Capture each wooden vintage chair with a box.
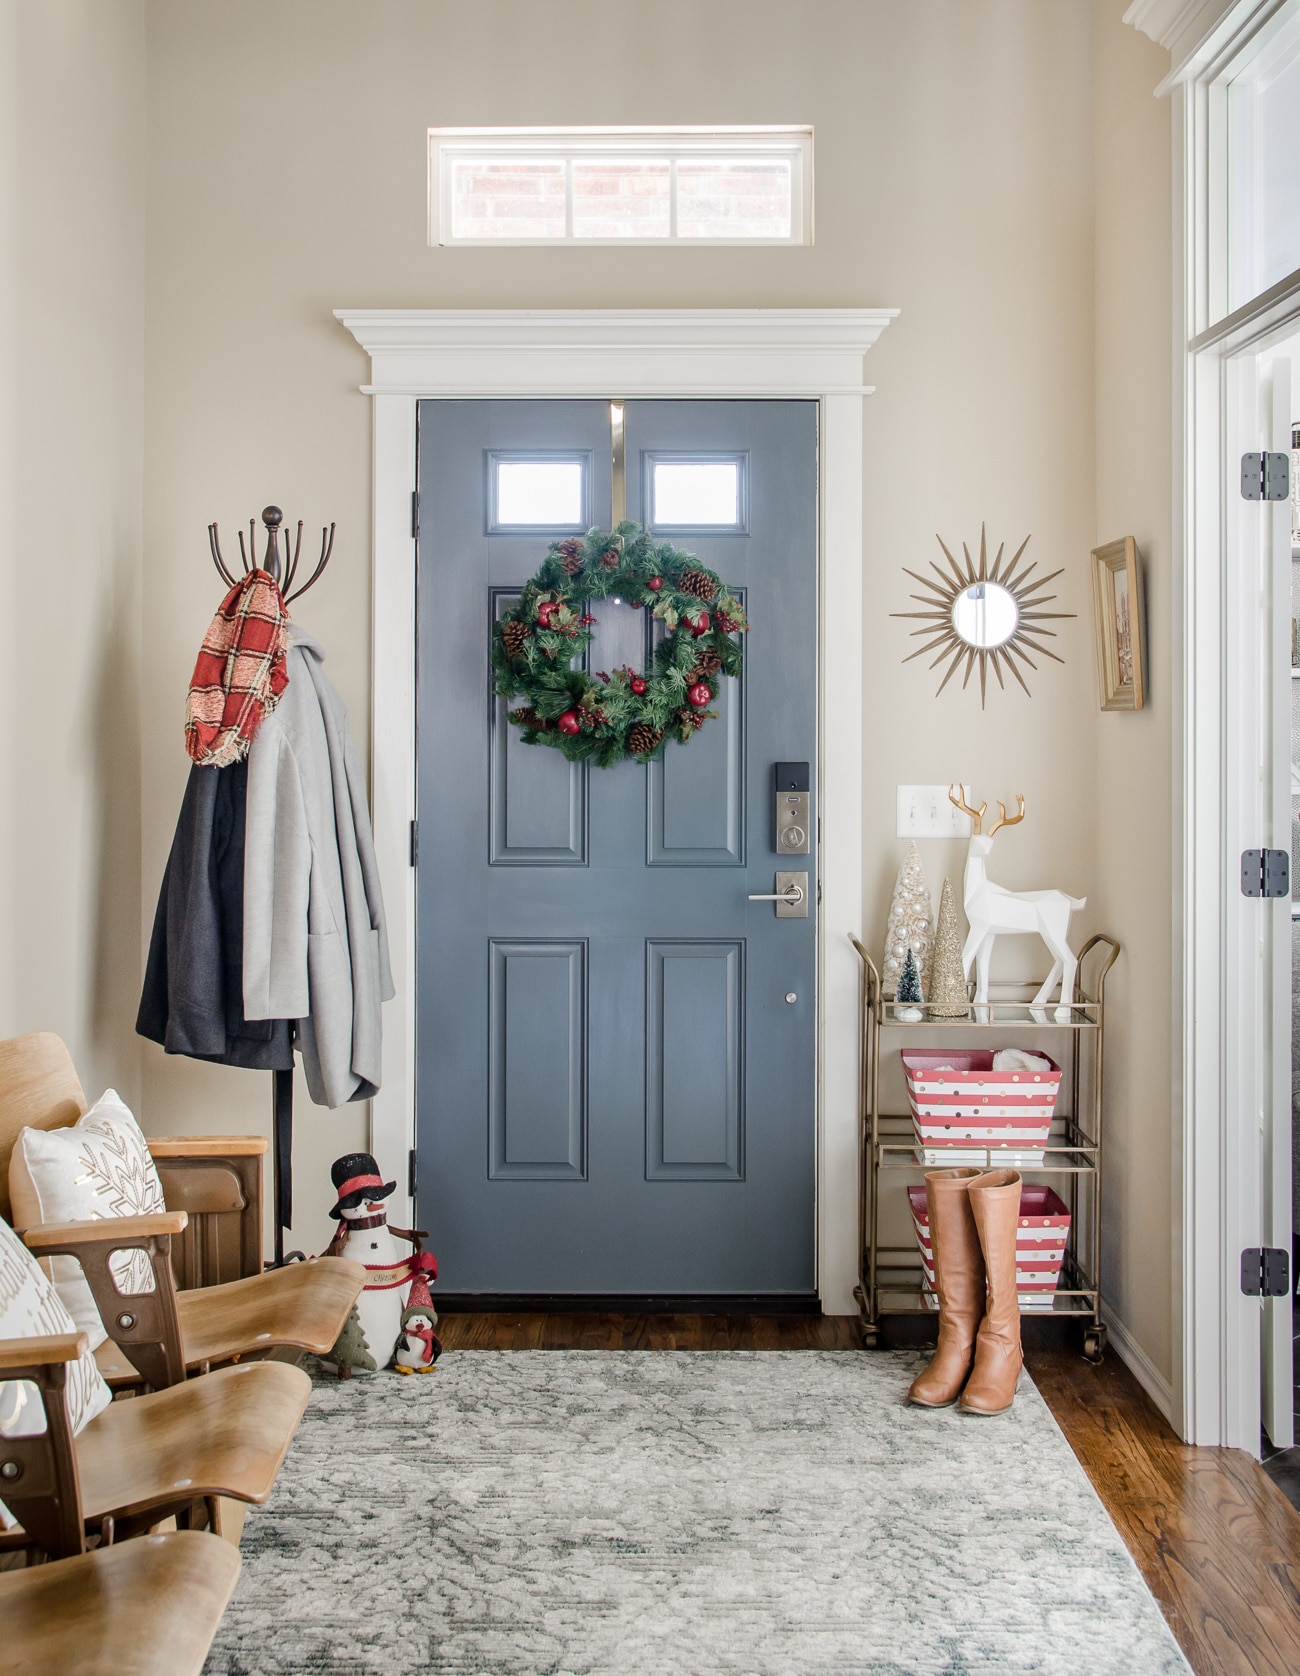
[0,1033,365,1388]
[0,1528,241,1676]
[0,1326,310,1559]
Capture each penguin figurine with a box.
[393,1271,442,1375]
[320,1153,412,1376]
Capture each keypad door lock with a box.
[775,762,810,855]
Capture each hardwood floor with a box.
[437,1310,1300,1676]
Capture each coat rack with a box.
[207,504,336,1267]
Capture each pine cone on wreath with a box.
[556,538,584,576]
[690,648,723,681]
[502,620,530,659]
[510,707,546,730]
[627,723,663,756]
[599,547,621,570]
[678,568,718,602]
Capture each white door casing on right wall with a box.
[1226,346,1295,1453]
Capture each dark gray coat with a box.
[137,760,294,1070]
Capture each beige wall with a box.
[1089,3,1176,1399]
[0,0,146,1105]
[123,0,1175,1339]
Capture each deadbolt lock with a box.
[775,762,810,855]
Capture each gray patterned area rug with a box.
[206,1350,1191,1676]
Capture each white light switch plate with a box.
[896,784,973,838]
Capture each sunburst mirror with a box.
[892,524,1074,706]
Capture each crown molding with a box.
[1124,0,1290,90]
[334,308,898,397]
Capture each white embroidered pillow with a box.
[0,1213,113,1528]
[8,1089,167,1348]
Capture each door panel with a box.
[488,592,587,865]
[416,397,817,1296]
[488,939,587,1181]
[646,940,744,1180]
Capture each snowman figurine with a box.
[321,1153,417,1376]
[393,1271,442,1375]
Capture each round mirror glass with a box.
[950,581,1018,649]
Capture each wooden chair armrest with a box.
[147,1136,268,1159]
[0,1333,88,1372]
[20,1222,187,1392]
[0,1343,84,1559]
[23,1212,188,1249]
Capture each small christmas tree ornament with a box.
[325,1304,377,1380]
[881,841,934,997]
[894,947,923,1022]
[927,876,969,1016]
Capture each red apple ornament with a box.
[688,683,712,707]
[630,676,647,696]
[536,601,558,628]
[646,576,663,592]
[689,612,710,638]
[557,710,581,735]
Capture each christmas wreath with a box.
[491,522,749,766]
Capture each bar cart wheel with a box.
[860,1327,880,1350]
[1082,1324,1108,1364]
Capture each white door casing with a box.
[334,309,897,1313]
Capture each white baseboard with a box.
[1101,1301,1175,1424]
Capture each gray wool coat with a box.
[242,623,394,1108]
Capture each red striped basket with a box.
[908,1183,1071,1310]
[901,1049,1062,1166]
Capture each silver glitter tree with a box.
[927,876,969,1017]
[881,841,934,998]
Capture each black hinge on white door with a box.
[410,819,418,867]
[1240,453,1291,501]
[408,1149,418,1199]
[1240,849,1289,897]
[411,490,419,538]
[1241,1247,1291,1296]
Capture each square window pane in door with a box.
[572,159,671,239]
[649,457,744,529]
[491,457,586,529]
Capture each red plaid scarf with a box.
[185,570,290,767]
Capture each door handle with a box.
[749,884,805,905]
[748,871,809,918]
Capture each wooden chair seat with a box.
[91,1257,367,1387]
[76,1360,310,1528]
[0,1529,241,1676]
[177,1257,367,1367]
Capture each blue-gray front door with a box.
[416,398,817,1296]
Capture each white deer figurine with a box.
[948,786,1085,1020]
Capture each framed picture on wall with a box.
[1090,536,1145,711]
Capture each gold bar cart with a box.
[850,933,1121,1362]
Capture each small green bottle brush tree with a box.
[491,523,749,767]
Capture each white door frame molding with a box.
[334,308,898,1313]
[1127,0,1300,1444]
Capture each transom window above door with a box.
[428,127,813,246]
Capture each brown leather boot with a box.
[960,1168,1024,1415]
[907,1167,985,1408]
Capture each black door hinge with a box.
[1240,849,1289,897]
[1241,1247,1290,1297]
[411,489,419,538]
[408,1149,418,1199]
[409,819,418,867]
[1241,452,1291,501]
